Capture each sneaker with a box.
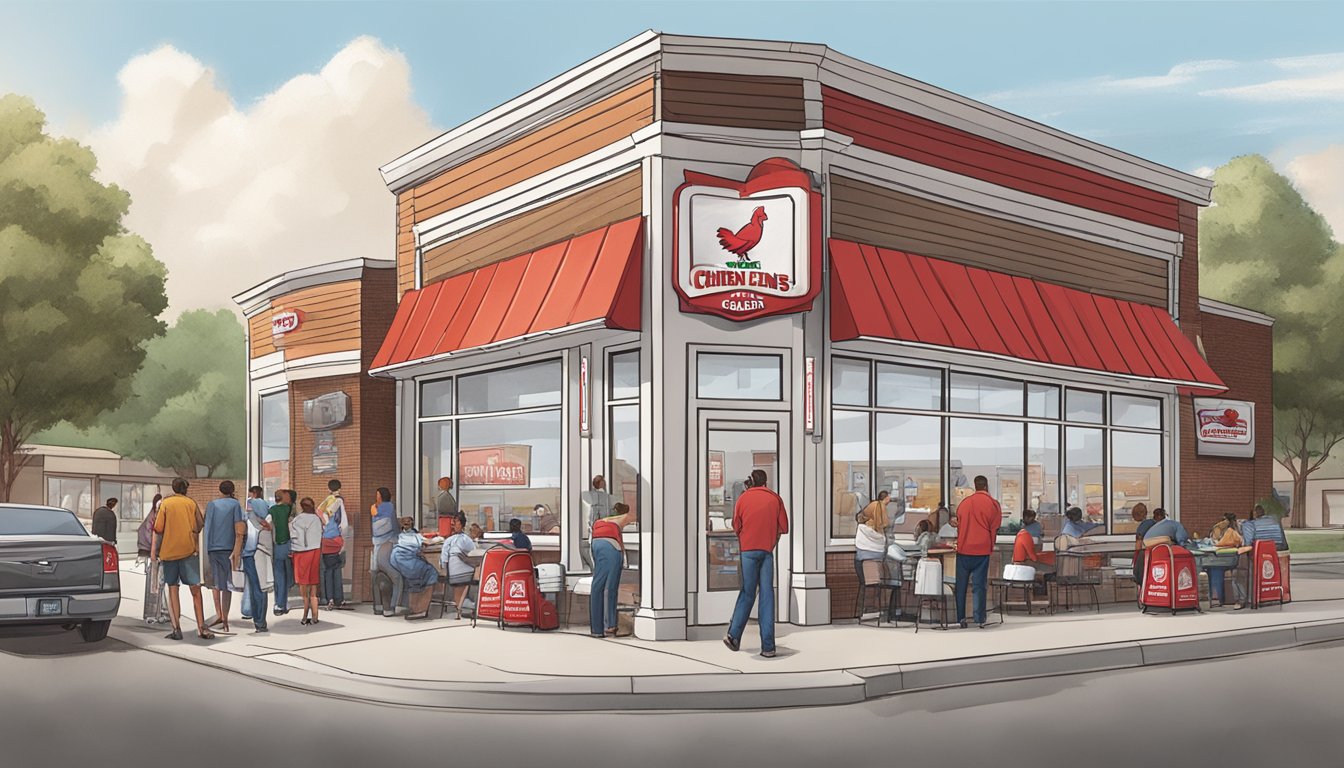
[251,626,268,634]
[723,635,739,652]
[240,614,253,621]
[761,650,777,658]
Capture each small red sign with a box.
[1253,540,1283,605]
[271,309,305,336]
[459,445,531,487]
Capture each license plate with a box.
[37,599,62,616]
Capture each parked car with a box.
[0,503,120,642]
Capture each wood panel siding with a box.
[412,77,653,224]
[823,86,1181,231]
[660,71,806,131]
[830,175,1169,306]
[270,280,362,361]
[420,170,642,286]
[248,309,276,359]
[397,190,417,296]
[394,77,654,297]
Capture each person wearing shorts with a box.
[203,481,245,633]
[152,478,213,641]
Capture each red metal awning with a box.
[371,217,643,373]
[829,239,1226,392]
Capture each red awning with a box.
[371,217,643,373]
[830,239,1226,392]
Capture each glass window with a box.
[47,477,93,523]
[0,506,88,536]
[706,427,778,591]
[1065,427,1106,530]
[950,419,1023,523]
[1112,393,1162,430]
[696,353,782,400]
[609,403,640,556]
[609,351,640,400]
[950,373,1022,416]
[1027,383,1060,420]
[832,358,870,407]
[458,360,562,414]
[876,414,942,533]
[1066,389,1104,424]
[259,391,290,499]
[877,363,943,410]
[1027,424,1061,537]
[1112,431,1162,535]
[830,411,870,539]
[420,379,453,417]
[457,410,562,534]
[419,422,454,531]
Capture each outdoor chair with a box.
[854,558,901,627]
[1053,548,1102,613]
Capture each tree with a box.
[1199,155,1344,528]
[0,94,167,502]
[35,310,247,478]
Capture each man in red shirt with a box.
[954,475,1001,628]
[724,469,789,658]
[1012,509,1054,577]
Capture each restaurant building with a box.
[233,259,398,601]
[242,32,1274,640]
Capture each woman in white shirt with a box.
[289,497,325,626]
[854,490,891,584]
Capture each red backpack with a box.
[537,598,560,631]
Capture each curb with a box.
[110,615,1344,712]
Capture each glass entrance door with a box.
[696,415,790,625]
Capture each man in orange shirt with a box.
[1012,509,1054,576]
[724,469,790,658]
[954,475,1001,628]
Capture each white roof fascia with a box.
[1199,298,1276,326]
[232,258,394,316]
[380,31,662,193]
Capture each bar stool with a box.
[991,563,1041,620]
[913,556,950,632]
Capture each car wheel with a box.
[78,620,111,642]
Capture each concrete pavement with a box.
[107,565,1344,711]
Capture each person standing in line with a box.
[241,486,272,633]
[135,494,162,567]
[268,489,296,616]
[289,497,324,626]
[590,502,637,638]
[318,479,352,610]
[152,478,213,641]
[954,475,1001,629]
[369,487,400,617]
[579,475,612,570]
[92,498,118,546]
[203,481,245,634]
[724,469,790,658]
[139,493,168,624]
[438,511,476,620]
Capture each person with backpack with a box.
[318,479,352,610]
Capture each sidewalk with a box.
[110,566,1344,711]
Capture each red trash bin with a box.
[1250,540,1286,609]
[500,551,539,630]
[1140,543,1200,614]
[473,546,512,627]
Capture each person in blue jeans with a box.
[724,469,790,658]
[589,503,637,638]
[269,489,297,615]
[241,485,272,632]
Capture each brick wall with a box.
[827,553,860,620]
[1181,311,1275,534]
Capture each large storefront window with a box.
[830,355,1167,539]
[48,477,93,521]
[417,360,564,536]
[608,349,641,567]
[259,391,290,499]
[697,353,782,400]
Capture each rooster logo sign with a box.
[716,206,768,257]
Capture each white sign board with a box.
[1193,398,1255,458]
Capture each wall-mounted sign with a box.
[460,445,531,488]
[271,309,305,336]
[673,157,822,321]
[1193,397,1255,458]
[579,355,590,436]
[312,430,338,475]
[303,391,352,431]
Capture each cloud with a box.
[980,58,1238,102]
[1191,166,1215,179]
[86,37,438,316]
[1203,71,1344,102]
[1287,144,1344,239]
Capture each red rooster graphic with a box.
[716,206,768,256]
[1216,408,1241,428]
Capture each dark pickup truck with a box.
[0,503,121,642]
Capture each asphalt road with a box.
[2,620,1341,768]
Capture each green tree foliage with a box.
[36,310,247,477]
[1199,155,1344,527]
[0,94,167,501]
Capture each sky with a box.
[3,0,1343,315]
